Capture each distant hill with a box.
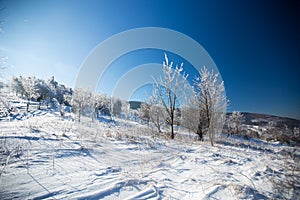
[226,112,300,146]
[232,112,300,129]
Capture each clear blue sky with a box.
[0,0,299,119]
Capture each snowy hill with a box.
[240,112,300,129]
[0,100,299,199]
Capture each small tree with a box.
[90,93,109,121]
[151,54,189,139]
[193,67,227,146]
[111,98,122,117]
[181,103,206,141]
[227,111,244,135]
[22,76,38,111]
[98,95,111,116]
[121,100,130,119]
[10,76,24,96]
[149,99,166,133]
[72,88,91,122]
[35,79,52,109]
[138,102,150,124]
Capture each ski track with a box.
[0,109,299,199]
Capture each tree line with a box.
[8,75,131,121]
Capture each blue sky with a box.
[0,0,299,119]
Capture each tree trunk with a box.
[209,126,214,146]
[197,124,203,141]
[171,125,174,139]
[91,108,96,122]
[27,98,30,112]
[96,108,99,119]
[78,110,81,122]
[170,105,175,139]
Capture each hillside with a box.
[223,112,300,146]
[0,98,299,199]
[240,112,300,129]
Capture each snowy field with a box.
[0,104,299,199]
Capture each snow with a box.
[1,101,299,199]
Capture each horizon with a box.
[0,0,299,120]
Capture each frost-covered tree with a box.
[10,76,24,96]
[0,21,12,116]
[90,93,112,121]
[22,76,37,99]
[0,59,14,116]
[108,98,130,119]
[138,102,150,124]
[38,76,72,108]
[99,95,111,116]
[121,100,130,119]
[91,93,103,121]
[181,102,207,141]
[227,111,244,135]
[46,76,67,104]
[149,98,167,133]
[10,75,72,110]
[55,84,68,104]
[151,54,189,139]
[71,88,91,122]
[194,67,227,146]
[181,82,210,141]
[111,98,122,117]
[45,76,57,100]
[91,93,100,121]
[22,76,38,111]
[35,79,52,109]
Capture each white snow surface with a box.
[1,108,299,199]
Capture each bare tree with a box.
[193,67,227,146]
[151,54,189,139]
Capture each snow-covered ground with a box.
[0,103,299,199]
